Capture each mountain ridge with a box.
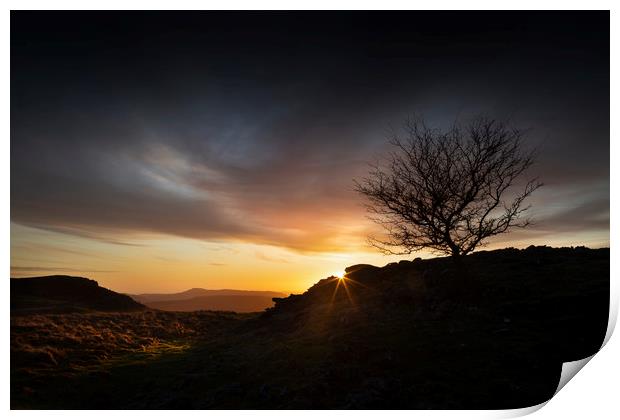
[142,294,281,312]
[130,288,287,303]
[130,288,287,312]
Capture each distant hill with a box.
[143,295,281,312]
[131,288,286,303]
[11,275,145,314]
[131,288,287,312]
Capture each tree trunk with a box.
[451,250,463,267]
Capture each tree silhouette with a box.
[355,117,542,259]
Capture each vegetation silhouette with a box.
[355,116,542,258]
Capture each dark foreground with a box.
[11,246,609,409]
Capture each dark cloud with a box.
[535,198,610,233]
[11,11,609,251]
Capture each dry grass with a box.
[11,310,249,375]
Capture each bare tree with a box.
[355,116,542,259]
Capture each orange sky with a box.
[10,218,609,294]
[10,220,405,294]
[10,13,609,295]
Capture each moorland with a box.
[10,246,609,409]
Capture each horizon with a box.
[9,243,610,295]
[11,11,609,294]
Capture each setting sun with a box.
[335,270,346,279]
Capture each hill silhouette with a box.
[11,275,145,314]
[131,288,287,312]
[11,246,609,409]
[142,295,283,312]
[253,245,609,408]
[132,288,286,303]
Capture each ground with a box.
[10,246,610,409]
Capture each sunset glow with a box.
[10,12,609,296]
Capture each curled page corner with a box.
[554,355,595,396]
[514,285,616,416]
[493,351,604,418]
[493,401,548,419]
[602,290,618,348]
[492,356,594,419]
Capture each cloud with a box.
[10,12,609,253]
[532,198,610,234]
[255,251,290,264]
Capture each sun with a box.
[335,270,346,279]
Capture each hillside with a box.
[132,288,286,303]
[142,295,281,312]
[11,246,610,409]
[254,246,609,408]
[131,288,287,312]
[11,275,145,314]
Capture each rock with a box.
[345,264,379,273]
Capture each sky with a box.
[10,11,609,294]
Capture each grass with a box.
[11,310,254,408]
